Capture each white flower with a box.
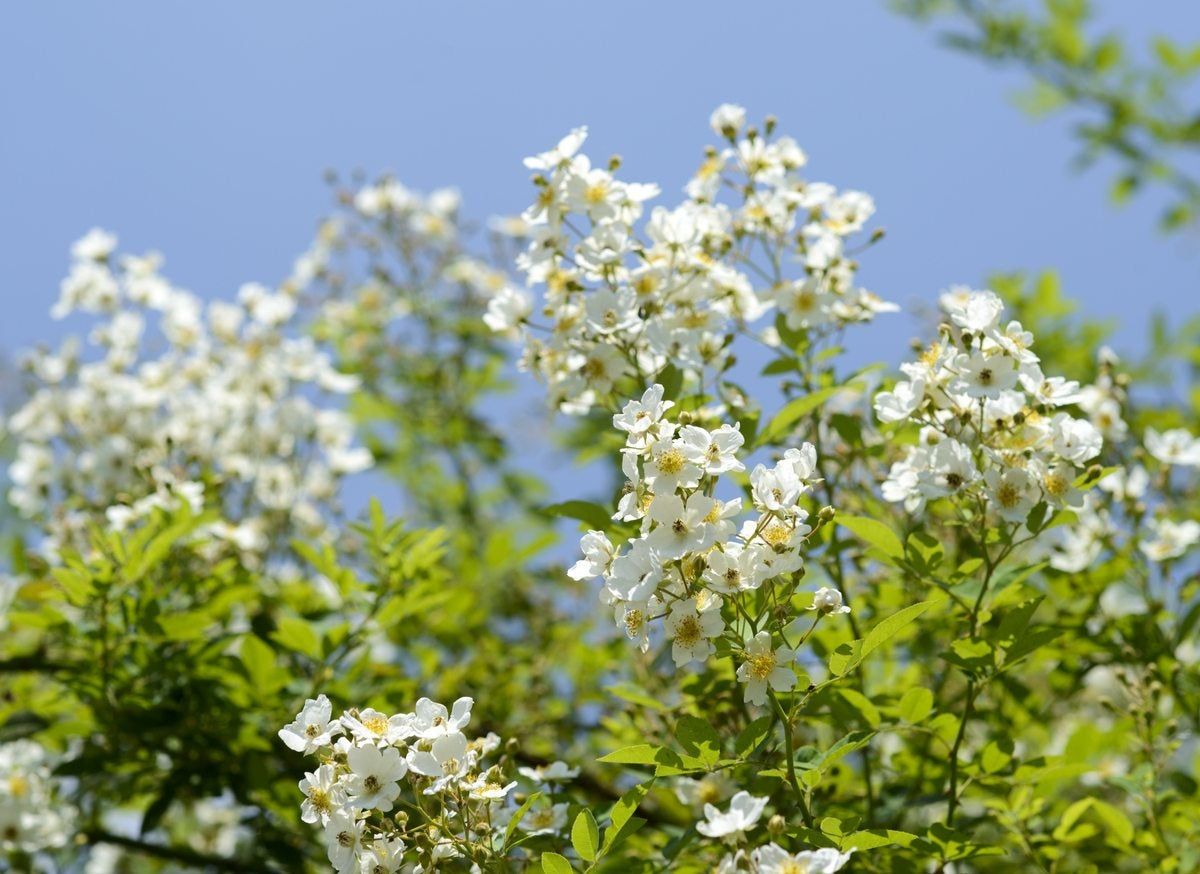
[753,843,854,873]
[614,384,675,447]
[874,378,925,423]
[736,631,797,706]
[645,437,703,491]
[406,731,473,792]
[985,467,1038,524]
[1145,427,1200,467]
[696,790,768,840]
[357,836,407,874]
[340,708,413,746]
[324,809,366,874]
[923,439,979,498]
[810,587,850,615]
[1140,518,1200,562]
[647,493,719,558]
[704,544,769,594]
[299,764,347,824]
[941,287,1003,333]
[71,227,118,261]
[1049,414,1102,464]
[604,542,664,602]
[952,352,1018,400]
[710,103,747,137]
[483,286,532,338]
[406,697,474,739]
[677,424,745,475]
[517,800,570,835]
[664,598,724,667]
[524,126,588,171]
[279,695,343,753]
[517,760,580,784]
[569,530,614,581]
[345,745,407,812]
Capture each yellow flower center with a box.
[674,614,702,647]
[745,649,777,681]
[1044,471,1069,499]
[657,448,687,474]
[996,481,1021,508]
[363,714,388,735]
[762,523,792,547]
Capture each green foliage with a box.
[896,0,1200,231]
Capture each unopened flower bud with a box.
[768,814,786,836]
[818,505,836,523]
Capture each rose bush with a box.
[1,105,1197,873]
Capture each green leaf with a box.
[755,387,839,447]
[541,501,612,531]
[981,741,1011,774]
[1054,798,1133,846]
[734,715,774,758]
[897,687,934,723]
[571,809,599,862]
[838,515,904,560]
[541,852,573,874]
[597,745,662,766]
[606,783,650,843]
[675,715,721,768]
[838,688,881,728]
[1002,626,1064,668]
[272,616,322,659]
[239,635,281,693]
[829,599,939,676]
[503,792,542,848]
[606,682,669,712]
[843,829,918,850]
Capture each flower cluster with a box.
[570,385,847,704]
[876,287,1103,521]
[695,791,853,873]
[3,230,371,560]
[281,694,538,872]
[490,105,894,414]
[305,178,511,344]
[0,741,74,855]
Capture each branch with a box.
[84,830,279,874]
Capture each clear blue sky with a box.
[1,3,1195,403]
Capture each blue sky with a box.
[1,2,1196,362]
[1,2,1196,518]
